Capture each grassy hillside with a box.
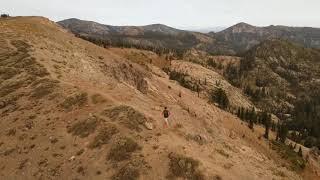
[0,16,314,179]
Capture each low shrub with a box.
[60,92,88,110]
[101,105,147,131]
[89,124,119,149]
[167,152,204,180]
[67,117,98,138]
[91,93,107,104]
[30,78,59,99]
[112,162,140,180]
[108,137,140,162]
[0,79,26,97]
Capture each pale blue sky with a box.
[2,0,320,28]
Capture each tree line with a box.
[1,14,10,18]
[75,34,187,59]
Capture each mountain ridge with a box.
[58,18,320,56]
[215,22,320,53]
[58,18,188,35]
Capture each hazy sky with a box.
[2,0,320,29]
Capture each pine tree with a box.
[298,146,303,157]
[244,109,250,121]
[240,107,245,120]
[237,108,241,118]
[271,121,276,131]
[264,113,271,139]
[276,121,280,141]
[278,122,288,143]
[248,119,254,130]
[289,143,294,149]
[251,107,257,123]
[211,87,229,109]
[196,84,200,97]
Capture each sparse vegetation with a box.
[216,148,230,158]
[271,168,286,177]
[0,79,26,97]
[0,67,20,80]
[244,85,267,101]
[91,93,107,104]
[101,105,147,131]
[107,137,140,162]
[167,152,204,180]
[0,39,54,108]
[60,92,88,110]
[276,121,288,143]
[112,163,140,180]
[270,140,306,172]
[89,124,119,149]
[24,58,49,77]
[186,134,207,145]
[30,78,59,99]
[298,147,303,157]
[210,87,229,109]
[236,107,274,137]
[169,70,195,91]
[263,112,272,139]
[67,117,98,138]
[224,63,240,86]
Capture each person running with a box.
[162,107,170,127]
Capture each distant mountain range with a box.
[58,18,184,36]
[212,22,320,53]
[58,19,320,55]
[58,18,212,56]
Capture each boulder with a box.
[144,122,153,130]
